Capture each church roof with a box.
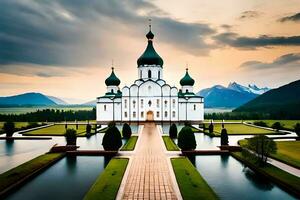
[105,67,120,86]
[137,28,164,67]
[180,68,195,86]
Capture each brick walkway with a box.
[122,123,178,200]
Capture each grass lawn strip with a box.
[251,120,300,130]
[231,152,300,197]
[84,158,129,200]
[23,124,89,136]
[0,153,64,196]
[239,140,300,169]
[162,136,180,151]
[171,157,218,200]
[120,136,138,151]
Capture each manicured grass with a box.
[250,120,300,130]
[23,124,89,136]
[204,123,277,136]
[239,140,300,169]
[162,136,180,151]
[84,158,129,200]
[231,152,300,196]
[0,153,64,193]
[171,157,218,200]
[120,136,138,151]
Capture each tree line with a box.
[0,108,96,122]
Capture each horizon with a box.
[1,0,300,102]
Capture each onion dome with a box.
[137,27,164,67]
[105,67,120,86]
[180,68,195,86]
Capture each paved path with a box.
[121,123,179,200]
[268,157,300,177]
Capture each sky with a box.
[0,0,300,103]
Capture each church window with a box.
[158,71,160,79]
[172,111,176,118]
[164,111,168,118]
[148,100,152,107]
[133,111,136,118]
[111,89,113,93]
[186,89,188,93]
[141,111,144,118]
[164,100,168,108]
[124,112,128,118]
[157,99,160,108]
[133,100,136,109]
[156,112,160,118]
[124,99,127,108]
[141,99,144,108]
[104,105,106,111]
[172,99,176,108]
[148,70,152,78]
[194,104,196,110]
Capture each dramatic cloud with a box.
[279,12,300,22]
[214,32,300,49]
[0,0,216,69]
[239,11,261,20]
[240,53,300,69]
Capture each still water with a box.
[192,155,296,200]
[5,156,107,200]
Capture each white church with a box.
[96,26,204,124]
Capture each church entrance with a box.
[146,111,154,121]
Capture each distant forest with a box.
[0,108,96,122]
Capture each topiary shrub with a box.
[3,121,15,137]
[208,123,214,134]
[169,123,178,139]
[102,124,122,151]
[177,126,196,151]
[254,121,268,127]
[65,128,77,145]
[271,122,283,131]
[86,124,92,137]
[220,128,229,145]
[122,123,132,139]
[295,123,300,137]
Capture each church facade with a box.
[96,27,204,124]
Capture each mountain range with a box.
[197,82,270,108]
[234,80,300,118]
[0,93,67,106]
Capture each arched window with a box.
[164,100,168,108]
[124,99,127,108]
[148,70,152,78]
[172,111,176,118]
[158,71,160,79]
[111,89,113,93]
[133,100,136,109]
[164,111,168,118]
[104,105,106,111]
[148,100,152,107]
[133,111,136,118]
[172,99,176,108]
[186,89,188,93]
[141,99,144,108]
[140,70,142,78]
[124,112,128,118]
[156,112,160,117]
[157,99,160,108]
[194,104,196,110]
[141,111,144,118]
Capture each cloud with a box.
[279,12,300,22]
[214,32,300,49]
[240,53,300,69]
[239,11,261,20]
[0,0,216,69]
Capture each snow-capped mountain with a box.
[197,82,271,108]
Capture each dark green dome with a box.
[180,69,195,86]
[137,30,164,67]
[105,68,120,86]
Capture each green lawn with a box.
[84,158,129,200]
[231,152,300,196]
[171,157,218,200]
[239,140,300,169]
[120,136,138,151]
[205,123,278,136]
[162,136,180,151]
[23,124,89,136]
[0,153,64,193]
[250,120,300,130]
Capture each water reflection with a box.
[220,154,229,168]
[66,156,77,174]
[5,140,14,155]
[243,168,274,191]
[187,155,196,166]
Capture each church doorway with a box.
[146,111,154,121]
